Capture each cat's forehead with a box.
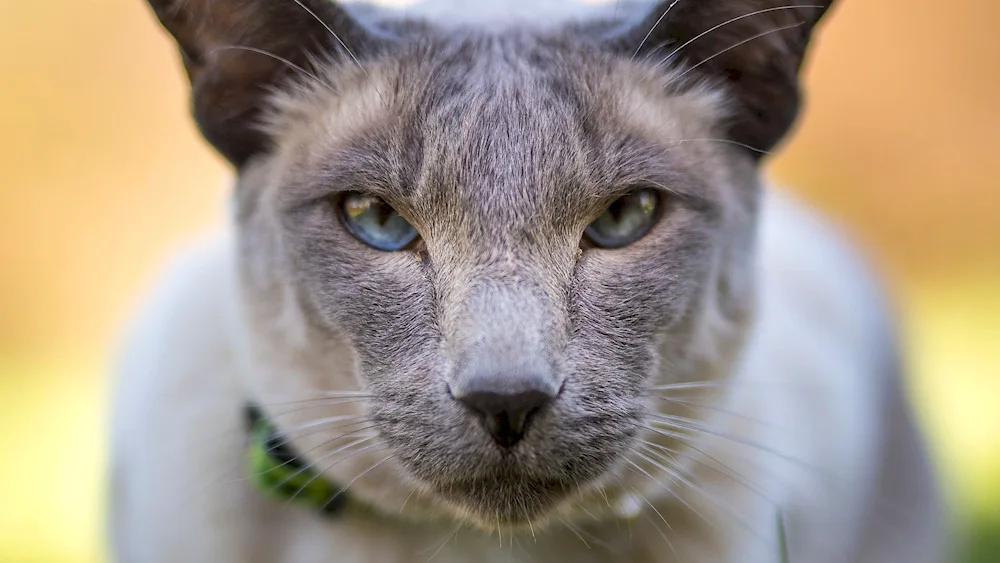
[264,30,730,227]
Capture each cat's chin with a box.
[431,477,576,527]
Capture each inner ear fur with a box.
[618,0,836,156]
[146,0,375,167]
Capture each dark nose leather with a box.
[456,388,553,448]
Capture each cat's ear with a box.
[614,0,836,155]
[146,0,377,167]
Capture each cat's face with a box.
[147,0,833,527]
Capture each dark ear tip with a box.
[812,1,838,23]
[806,0,839,30]
[145,0,376,168]
[608,0,839,156]
[146,0,183,19]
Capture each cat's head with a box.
[147,0,833,527]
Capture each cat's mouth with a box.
[432,477,576,526]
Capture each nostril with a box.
[456,389,552,448]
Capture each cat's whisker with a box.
[169,452,251,518]
[630,0,684,62]
[624,455,719,536]
[637,444,749,517]
[318,451,396,513]
[419,522,462,562]
[149,421,251,462]
[279,442,369,498]
[597,483,613,513]
[649,426,931,549]
[630,487,679,561]
[286,0,386,106]
[606,17,684,121]
[268,411,368,431]
[675,22,806,81]
[259,389,371,402]
[557,516,592,550]
[398,487,417,514]
[263,433,378,492]
[282,440,386,505]
[170,429,375,519]
[496,512,503,549]
[670,138,773,156]
[513,536,528,560]
[576,498,600,521]
[267,396,371,418]
[210,45,333,92]
[616,473,634,544]
[626,5,826,122]
[650,410,744,428]
[629,485,675,532]
[639,178,690,201]
[637,438,778,507]
[643,415,819,473]
[253,417,372,457]
[643,423,773,476]
[261,425,379,476]
[646,395,771,426]
[649,380,778,391]
[639,39,678,64]
[266,414,370,439]
[635,444,772,550]
[508,519,515,557]
[164,417,335,509]
[653,5,827,72]
[648,379,830,396]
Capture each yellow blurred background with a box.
[0,0,997,561]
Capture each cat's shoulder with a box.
[758,186,892,344]
[754,187,945,562]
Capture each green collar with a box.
[244,404,349,517]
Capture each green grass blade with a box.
[777,509,790,563]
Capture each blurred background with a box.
[1,0,997,561]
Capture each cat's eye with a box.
[338,193,418,251]
[584,188,661,248]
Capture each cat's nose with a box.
[454,386,555,448]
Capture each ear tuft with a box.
[146,0,375,166]
[618,0,836,156]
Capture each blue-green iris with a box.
[585,188,660,248]
[340,193,418,251]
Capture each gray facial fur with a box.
[146,0,834,527]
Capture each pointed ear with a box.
[146,0,376,166]
[617,0,836,156]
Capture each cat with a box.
[111,0,946,561]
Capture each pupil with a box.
[375,202,394,226]
[607,199,626,222]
